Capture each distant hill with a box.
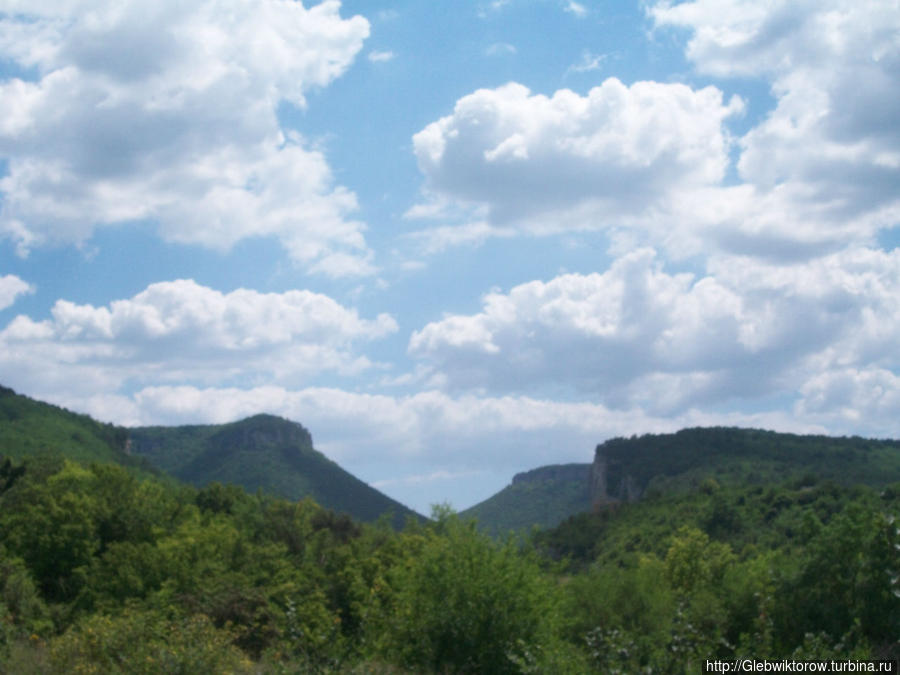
[0,384,421,527]
[0,385,156,475]
[465,427,900,536]
[128,414,422,528]
[591,426,900,506]
[460,463,591,536]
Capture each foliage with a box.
[598,427,900,500]
[2,386,900,671]
[460,463,591,536]
[0,386,152,475]
[371,506,567,673]
[47,607,253,674]
[465,427,900,538]
[128,414,422,528]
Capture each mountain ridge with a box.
[0,385,421,527]
[128,413,423,528]
[464,426,900,535]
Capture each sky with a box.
[1,0,899,515]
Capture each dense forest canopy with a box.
[1,453,898,672]
[1,386,899,672]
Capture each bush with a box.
[375,508,564,674]
[48,607,253,674]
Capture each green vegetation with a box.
[597,427,900,500]
[0,386,154,476]
[0,386,419,528]
[461,464,590,536]
[2,452,898,672]
[464,428,900,536]
[129,414,421,528]
[1,388,899,672]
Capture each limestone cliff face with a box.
[590,443,642,508]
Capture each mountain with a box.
[590,426,900,506]
[460,463,591,536]
[0,384,421,527]
[464,427,900,535]
[127,414,422,527]
[0,384,156,475]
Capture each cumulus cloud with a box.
[0,0,374,276]
[61,383,810,470]
[410,78,742,230]
[0,274,33,310]
[796,368,900,436]
[405,221,517,255]
[0,279,397,398]
[652,0,900,248]
[410,1,899,260]
[409,247,900,417]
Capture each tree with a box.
[375,507,566,674]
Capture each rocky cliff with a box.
[589,443,642,509]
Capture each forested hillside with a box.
[463,427,900,536]
[0,385,154,475]
[0,385,419,527]
[460,463,591,535]
[128,415,421,527]
[1,453,898,672]
[1,387,899,671]
[592,427,900,504]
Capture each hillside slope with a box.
[0,384,421,527]
[0,385,155,475]
[466,427,900,536]
[591,426,900,506]
[460,463,591,536]
[128,414,422,527]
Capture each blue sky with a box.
[1,0,899,514]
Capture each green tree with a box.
[375,507,566,674]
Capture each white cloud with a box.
[478,0,512,17]
[409,247,900,417]
[0,279,397,398]
[796,368,900,435]
[368,49,395,62]
[411,79,743,230]
[0,0,374,276]
[486,42,517,57]
[0,274,33,310]
[371,469,485,490]
[406,221,516,255]
[652,0,900,249]
[72,384,812,469]
[566,50,606,75]
[564,1,588,18]
[410,1,899,260]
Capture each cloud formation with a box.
[410,1,899,262]
[652,0,900,252]
[0,274,33,310]
[0,279,397,398]
[409,247,900,423]
[0,0,373,275]
[412,79,743,228]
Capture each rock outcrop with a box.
[590,442,642,509]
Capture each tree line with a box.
[1,453,898,673]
